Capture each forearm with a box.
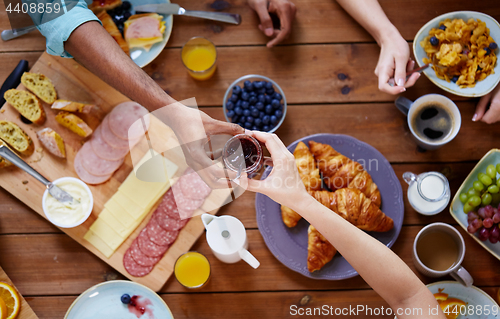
[65,21,177,112]
[295,196,443,318]
[336,0,399,45]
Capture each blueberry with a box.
[451,76,459,83]
[266,88,275,95]
[257,88,266,94]
[123,11,131,20]
[430,36,439,46]
[485,47,491,55]
[262,115,270,125]
[249,96,257,105]
[438,24,446,30]
[251,108,260,117]
[121,294,131,304]
[278,103,284,111]
[263,125,270,131]
[254,118,262,126]
[271,99,280,109]
[264,95,272,104]
[226,101,234,110]
[255,102,264,110]
[249,91,257,97]
[270,115,278,124]
[244,122,252,129]
[238,120,245,127]
[241,101,249,109]
[230,94,238,102]
[243,109,251,117]
[477,66,483,71]
[235,100,242,109]
[227,110,235,118]
[252,126,258,130]
[241,92,249,101]
[244,81,254,91]
[259,111,265,118]
[265,104,274,114]
[273,93,282,101]
[232,86,242,95]
[257,94,266,103]
[232,115,240,123]
[234,106,243,115]
[253,81,263,89]
[246,116,254,123]
[265,82,273,90]
[275,110,283,118]
[490,42,498,50]
[121,1,131,10]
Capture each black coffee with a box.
[412,102,453,142]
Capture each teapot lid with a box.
[205,215,246,255]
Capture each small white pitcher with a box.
[201,214,260,269]
[403,171,450,216]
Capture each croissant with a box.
[309,141,381,207]
[307,225,337,272]
[97,11,130,56]
[281,142,322,228]
[309,188,393,232]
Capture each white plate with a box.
[413,11,500,97]
[129,0,173,68]
[64,280,174,319]
[427,281,499,318]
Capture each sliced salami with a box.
[123,249,153,277]
[179,168,212,200]
[91,126,129,161]
[109,102,150,140]
[79,143,124,176]
[155,211,188,231]
[137,228,168,257]
[147,216,179,246]
[129,239,161,267]
[160,189,177,212]
[177,206,195,220]
[74,149,112,185]
[172,183,204,211]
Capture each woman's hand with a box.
[474,84,500,124]
[245,131,310,210]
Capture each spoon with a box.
[388,63,430,87]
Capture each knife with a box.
[1,25,37,42]
[135,3,241,25]
[0,145,78,205]
[0,60,29,107]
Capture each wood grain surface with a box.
[0,266,38,319]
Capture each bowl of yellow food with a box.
[414,11,500,97]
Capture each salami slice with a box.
[74,149,112,185]
[137,228,168,257]
[91,126,129,161]
[80,143,124,176]
[177,206,195,220]
[155,211,188,231]
[147,216,179,246]
[172,183,204,211]
[129,239,161,267]
[109,102,150,140]
[123,249,153,277]
[179,168,212,200]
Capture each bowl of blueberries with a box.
[223,75,287,133]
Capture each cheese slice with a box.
[98,208,128,237]
[104,196,137,227]
[84,229,114,258]
[90,218,125,250]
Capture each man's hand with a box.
[248,0,296,48]
[474,84,500,124]
[376,30,420,94]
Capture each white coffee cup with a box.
[395,94,461,150]
[413,222,473,287]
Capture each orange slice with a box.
[0,283,20,319]
[439,298,466,319]
[0,297,7,319]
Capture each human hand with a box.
[248,0,296,48]
[473,84,500,124]
[244,131,310,210]
[376,31,420,94]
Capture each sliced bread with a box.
[37,128,66,158]
[4,89,46,124]
[21,72,57,104]
[55,111,93,137]
[0,121,34,156]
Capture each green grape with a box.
[473,181,484,192]
[463,202,474,214]
[497,163,500,174]
[487,164,497,179]
[478,172,486,180]
[488,185,500,194]
[492,193,500,205]
[479,174,493,186]
[497,178,500,188]
[467,188,480,197]
[460,193,469,204]
[468,195,482,207]
[482,193,493,206]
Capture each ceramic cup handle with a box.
[450,265,473,287]
[395,96,414,116]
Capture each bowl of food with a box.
[414,11,500,97]
[223,75,287,133]
[450,149,500,260]
[42,177,94,228]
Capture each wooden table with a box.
[1,1,500,318]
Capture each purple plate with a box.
[255,134,404,280]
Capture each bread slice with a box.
[37,128,66,158]
[0,121,34,156]
[21,72,57,104]
[97,10,130,55]
[0,140,12,168]
[55,111,93,137]
[4,89,46,124]
[51,100,95,114]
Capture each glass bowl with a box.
[222,74,287,133]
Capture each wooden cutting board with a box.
[0,52,232,291]
[0,265,39,319]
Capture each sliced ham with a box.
[108,102,150,140]
[125,17,162,39]
[74,149,112,185]
[91,126,129,161]
[79,143,124,176]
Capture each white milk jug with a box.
[403,171,450,216]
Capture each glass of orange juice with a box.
[181,37,217,81]
[174,251,211,289]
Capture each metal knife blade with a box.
[48,183,78,204]
[135,3,182,15]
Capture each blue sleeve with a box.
[36,0,101,58]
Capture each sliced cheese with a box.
[84,229,114,258]
[98,208,128,237]
[90,218,125,250]
[104,196,137,227]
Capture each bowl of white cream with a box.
[42,177,93,228]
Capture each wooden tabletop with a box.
[1,0,500,318]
